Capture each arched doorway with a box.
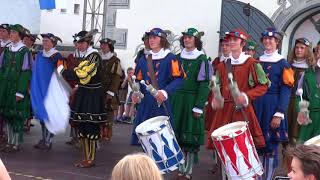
[220,0,275,55]
[273,0,320,55]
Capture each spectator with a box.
[111,153,162,180]
[287,144,320,180]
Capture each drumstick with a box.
[140,80,161,107]
[297,88,303,102]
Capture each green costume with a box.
[298,66,320,142]
[171,27,211,179]
[0,41,31,150]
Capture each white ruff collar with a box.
[150,48,170,60]
[259,50,284,63]
[230,52,251,65]
[180,48,204,59]
[9,40,25,52]
[220,53,231,62]
[292,59,309,69]
[0,40,11,47]
[79,46,98,58]
[43,48,58,58]
[100,51,114,60]
[317,59,320,68]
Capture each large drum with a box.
[211,121,263,179]
[135,116,184,174]
[304,135,320,146]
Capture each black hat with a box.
[295,38,311,47]
[146,28,167,38]
[141,33,148,41]
[41,33,62,46]
[0,24,10,31]
[99,38,116,45]
[73,29,98,43]
[24,29,39,42]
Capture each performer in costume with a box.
[207,29,267,150]
[205,36,230,132]
[99,38,122,141]
[244,40,257,58]
[31,33,65,150]
[171,28,212,180]
[59,30,107,167]
[287,38,316,144]
[253,28,294,180]
[296,55,320,142]
[64,36,82,147]
[134,33,150,65]
[0,24,32,152]
[131,28,185,145]
[0,23,11,142]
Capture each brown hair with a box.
[287,42,316,66]
[160,37,170,50]
[179,35,203,51]
[111,153,163,180]
[286,144,320,180]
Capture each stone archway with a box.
[272,0,320,55]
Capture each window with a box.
[74,4,80,15]
[61,8,67,13]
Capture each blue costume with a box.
[130,48,184,145]
[254,51,294,179]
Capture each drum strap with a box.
[225,58,249,123]
[146,54,170,117]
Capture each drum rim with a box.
[135,116,170,135]
[304,135,320,146]
[211,121,247,140]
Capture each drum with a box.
[304,135,320,146]
[135,116,184,174]
[211,121,263,179]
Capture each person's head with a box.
[261,27,282,53]
[111,153,162,180]
[288,38,316,66]
[127,67,134,75]
[180,28,204,51]
[0,24,10,40]
[219,37,230,56]
[9,24,25,43]
[141,33,150,50]
[287,145,320,180]
[225,29,248,53]
[99,38,115,53]
[245,40,257,57]
[146,28,170,52]
[41,33,62,51]
[314,42,320,59]
[73,30,94,52]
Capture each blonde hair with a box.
[111,153,163,180]
[287,43,316,66]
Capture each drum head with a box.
[135,116,169,135]
[305,135,320,146]
[211,121,247,139]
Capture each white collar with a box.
[0,40,11,47]
[79,46,98,58]
[317,59,320,68]
[230,52,251,65]
[43,48,58,58]
[180,48,204,59]
[150,48,171,60]
[220,53,231,62]
[100,51,114,60]
[259,50,284,63]
[292,59,309,69]
[9,40,25,52]
[144,48,150,55]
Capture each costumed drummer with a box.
[207,29,267,150]
[131,28,185,145]
[171,28,212,180]
[253,28,294,180]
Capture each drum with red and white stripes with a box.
[211,121,263,179]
